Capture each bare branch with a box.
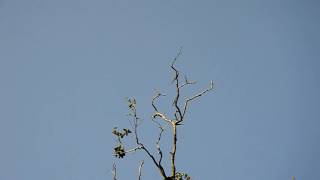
[153,112,172,124]
[151,91,166,112]
[155,124,165,165]
[171,50,183,121]
[113,52,214,180]
[112,163,117,180]
[140,145,167,178]
[152,90,171,126]
[137,160,144,180]
[180,80,214,122]
[169,49,184,177]
[170,124,178,177]
[178,75,197,89]
[126,146,142,153]
[169,50,214,177]
[170,47,183,82]
[129,98,168,179]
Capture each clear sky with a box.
[0,0,319,179]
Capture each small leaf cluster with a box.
[112,127,132,139]
[127,98,136,110]
[114,145,126,158]
[175,172,191,180]
[112,127,132,158]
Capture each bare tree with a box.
[112,49,214,180]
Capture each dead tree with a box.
[112,49,214,180]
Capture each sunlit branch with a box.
[153,112,172,124]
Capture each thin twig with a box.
[126,146,142,153]
[155,124,165,165]
[178,75,197,89]
[137,160,144,180]
[152,91,166,112]
[180,80,214,122]
[152,91,171,124]
[171,50,183,122]
[170,47,183,84]
[112,163,117,180]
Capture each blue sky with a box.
[0,0,319,179]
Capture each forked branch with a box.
[169,49,214,177]
[112,49,213,180]
[128,98,168,179]
[180,80,214,123]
